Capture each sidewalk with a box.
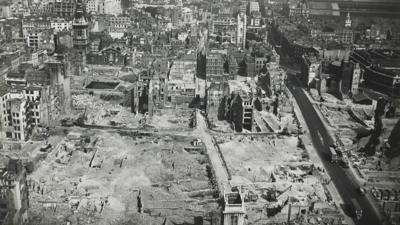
[195,110,231,194]
[302,90,336,142]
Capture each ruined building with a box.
[0,65,50,140]
[223,192,245,225]
[40,54,72,127]
[0,158,29,225]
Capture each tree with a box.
[238,59,247,77]
[230,94,243,132]
[217,96,226,120]
[254,98,262,111]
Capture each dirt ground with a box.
[217,135,308,184]
[149,108,194,131]
[217,135,331,224]
[28,129,218,225]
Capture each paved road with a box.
[287,74,384,225]
[195,110,231,194]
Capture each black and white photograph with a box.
[0,0,399,224]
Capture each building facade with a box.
[51,18,72,32]
[0,89,41,141]
[236,12,246,50]
[206,53,225,83]
[0,159,29,225]
[223,192,246,225]
[86,0,98,13]
[52,0,76,17]
[99,0,122,15]
[72,0,89,52]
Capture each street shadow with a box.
[340,203,353,218]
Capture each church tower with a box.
[237,12,247,50]
[72,0,89,52]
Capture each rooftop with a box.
[308,1,340,17]
[354,49,400,69]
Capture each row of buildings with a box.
[0,52,71,141]
[283,0,400,19]
[301,48,400,110]
[0,0,125,18]
[0,2,87,141]
[269,0,400,112]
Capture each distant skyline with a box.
[304,0,400,3]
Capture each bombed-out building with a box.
[0,158,29,225]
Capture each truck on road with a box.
[329,145,338,163]
[350,198,363,220]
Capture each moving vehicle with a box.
[350,198,363,220]
[329,146,338,163]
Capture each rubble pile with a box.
[150,108,194,130]
[72,94,142,127]
[217,135,340,224]
[309,89,400,224]
[28,130,218,224]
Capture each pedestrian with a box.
[100,201,104,212]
